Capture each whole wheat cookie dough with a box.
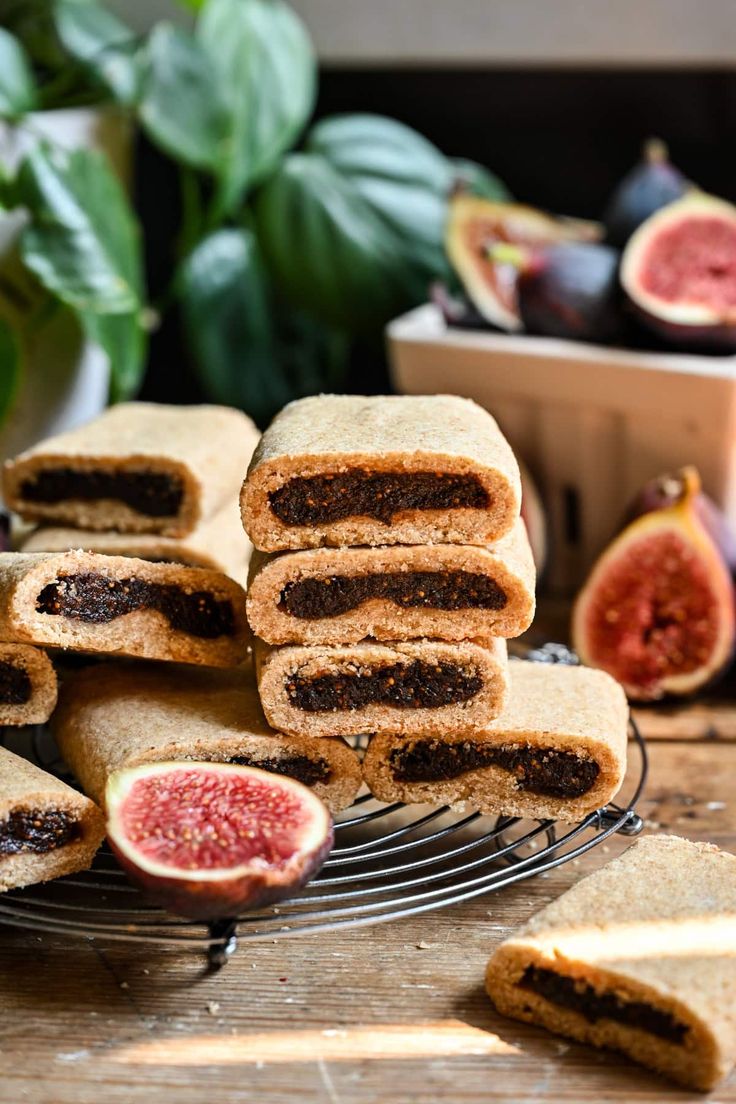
[3,402,259,537]
[255,637,509,739]
[241,394,521,551]
[0,746,105,892]
[485,834,736,1092]
[362,661,627,821]
[52,662,362,814]
[21,497,253,589]
[0,551,250,667]
[247,519,535,646]
[0,642,57,726]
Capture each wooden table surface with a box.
[0,732,733,1104]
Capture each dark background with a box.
[139,68,736,405]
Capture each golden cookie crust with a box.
[52,662,362,814]
[0,642,57,726]
[4,402,259,537]
[362,661,627,821]
[0,551,250,667]
[241,394,521,551]
[485,834,736,1091]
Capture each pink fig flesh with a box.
[573,469,735,700]
[106,762,333,919]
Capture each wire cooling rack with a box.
[0,654,647,970]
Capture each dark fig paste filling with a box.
[20,468,184,518]
[389,740,599,797]
[227,753,331,788]
[287,660,483,712]
[281,571,507,619]
[0,660,32,705]
[36,573,235,639]
[269,470,489,526]
[520,965,689,1045]
[0,808,82,855]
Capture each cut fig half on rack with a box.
[621,192,736,349]
[572,467,736,701]
[106,762,334,920]
[445,194,602,331]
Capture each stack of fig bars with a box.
[243,394,629,823]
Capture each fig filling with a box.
[269,470,489,526]
[0,660,32,705]
[520,966,689,1045]
[20,468,184,518]
[389,739,599,797]
[0,808,82,855]
[640,216,736,310]
[227,754,331,788]
[35,573,235,639]
[280,571,508,619]
[287,660,483,712]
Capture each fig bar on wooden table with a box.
[246,518,535,646]
[0,642,57,726]
[485,835,736,1091]
[363,661,627,821]
[22,499,253,589]
[255,637,509,739]
[52,662,361,814]
[0,746,105,892]
[0,551,250,666]
[3,402,260,537]
[241,394,521,551]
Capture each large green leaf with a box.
[18,144,142,313]
[139,23,229,171]
[180,227,346,426]
[255,152,415,331]
[53,0,140,104]
[0,27,37,118]
[197,0,316,210]
[0,317,22,427]
[83,309,146,402]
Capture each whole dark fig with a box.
[604,138,689,246]
[516,241,623,343]
[572,467,735,701]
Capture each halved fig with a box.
[572,468,735,701]
[106,762,333,919]
[604,138,689,246]
[446,195,602,331]
[621,192,736,349]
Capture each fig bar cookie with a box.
[362,661,627,821]
[247,519,535,646]
[22,499,253,588]
[485,835,736,1091]
[242,394,520,551]
[0,642,57,726]
[256,638,508,739]
[0,551,249,667]
[0,746,105,892]
[4,402,259,537]
[52,662,362,815]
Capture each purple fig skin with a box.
[604,138,689,247]
[518,242,623,343]
[623,467,736,575]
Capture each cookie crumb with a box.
[416,941,432,949]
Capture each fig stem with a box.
[206,918,239,972]
[644,137,669,164]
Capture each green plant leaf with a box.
[179,227,346,426]
[197,0,316,210]
[255,152,416,332]
[452,158,512,201]
[53,0,140,105]
[139,23,229,171]
[0,27,38,118]
[0,316,22,427]
[17,144,143,313]
[82,308,146,402]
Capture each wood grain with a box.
[0,740,733,1104]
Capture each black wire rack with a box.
[0,692,647,970]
